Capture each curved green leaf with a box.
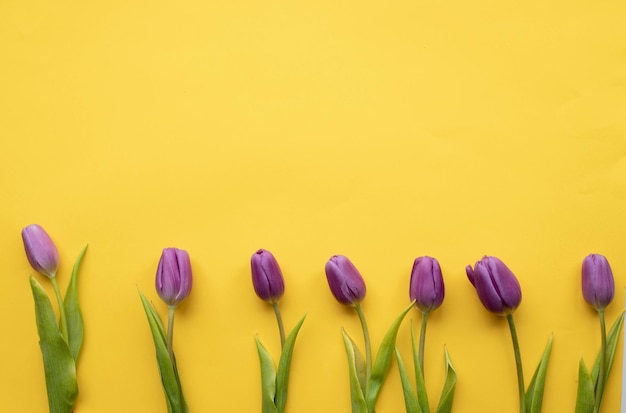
[138,289,186,413]
[435,347,457,413]
[591,311,625,387]
[575,358,596,413]
[275,314,306,413]
[64,245,87,363]
[395,348,421,413]
[345,329,367,397]
[366,302,413,411]
[30,276,78,413]
[343,329,368,413]
[411,322,430,413]
[525,334,552,413]
[255,337,279,413]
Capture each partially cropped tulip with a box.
[582,254,614,311]
[410,256,445,312]
[325,255,367,306]
[156,248,193,307]
[466,256,521,315]
[251,249,285,303]
[580,254,616,412]
[21,224,60,278]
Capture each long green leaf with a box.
[64,245,87,363]
[275,314,306,413]
[395,348,421,413]
[435,347,457,413]
[575,358,596,413]
[525,334,552,413]
[411,322,430,413]
[138,290,186,413]
[366,302,413,411]
[255,337,279,413]
[345,329,367,397]
[171,352,190,413]
[343,329,368,413]
[30,276,78,413]
[591,311,625,387]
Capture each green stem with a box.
[50,276,69,342]
[506,314,525,413]
[596,309,607,411]
[272,302,286,349]
[355,303,372,385]
[167,305,176,362]
[419,311,429,375]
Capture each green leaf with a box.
[275,314,306,413]
[575,357,596,413]
[591,311,625,388]
[63,244,87,364]
[345,329,367,397]
[255,337,279,413]
[434,346,457,413]
[30,276,78,413]
[366,302,413,411]
[343,329,368,413]
[524,334,552,413]
[395,348,421,413]
[138,289,186,413]
[171,352,190,413]
[411,322,430,413]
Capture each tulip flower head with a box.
[325,255,367,306]
[582,254,614,311]
[251,249,285,303]
[410,256,445,312]
[466,256,522,315]
[21,224,60,278]
[156,248,193,307]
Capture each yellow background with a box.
[1,0,626,412]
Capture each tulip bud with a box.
[156,248,193,307]
[582,254,614,311]
[251,249,285,303]
[466,256,522,315]
[325,255,367,306]
[21,224,60,278]
[409,256,445,312]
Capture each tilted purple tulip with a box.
[582,254,614,311]
[251,249,285,303]
[156,248,193,307]
[21,224,60,278]
[325,255,367,306]
[466,256,522,315]
[410,256,445,312]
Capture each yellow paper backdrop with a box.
[1,0,625,412]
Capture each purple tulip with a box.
[251,249,285,303]
[21,224,60,278]
[410,256,445,312]
[466,256,522,315]
[156,248,193,307]
[582,254,614,311]
[325,255,367,306]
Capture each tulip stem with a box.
[596,309,607,410]
[50,276,69,342]
[272,302,286,349]
[419,310,429,374]
[167,305,176,362]
[355,303,372,385]
[506,314,525,413]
